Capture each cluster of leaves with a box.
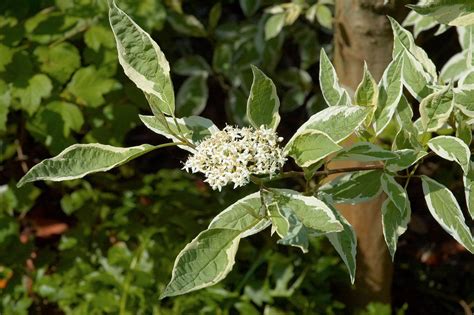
[16,0,474,303]
[0,0,358,314]
[3,168,352,314]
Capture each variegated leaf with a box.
[286,106,370,148]
[109,1,175,115]
[385,149,428,173]
[321,194,357,284]
[209,192,270,237]
[454,87,474,118]
[319,49,350,107]
[428,135,470,174]
[318,170,383,204]
[247,65,281,130]
[285,130,342,168]
[422,176,474,253]
[333,142,398,162]
[270,189,344,234]
[161,228,242,298]
[374,52,404,135]
[419,85,454,132]
[139,115,218,151]
[18,144,156,187]
[464,162,474,220]
[408,1,474,27]
[381,198,411,260]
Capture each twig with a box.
[257,165,385,183]
[15,140,29,173]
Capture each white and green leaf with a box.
[381,173,408,214]
[455,110,472,145]
[454,87,474,118]
[390,17,437,81]
[247,65,281,130]
[428,135,470,174]
[355,63,378,126]
[18,144,156,187]
[381,198,411,260]
[320,194,357,284]
[392,127,423,151]
[385,149,428,173]
[318,170,383,204]
[333,142,398,162]
[265,12,286,40]
[160,228,242,298]
[287,105,370,147]
[285,130,342,168]
[109,1,175,115]
[176,74,209,117]
[270,189,344,234]
[401,51,434,101]
[440,52,469,82]
[408,1,474,27]
[209,192,270,237]
[374,52,404,135]
[267,202,309,253]
[319,49,350,107]
[419,85,454,132]
[421,176,474,253]
[139,115,218,151]
[463,162,474,219]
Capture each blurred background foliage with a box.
[0,0,472,314]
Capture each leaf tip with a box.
[16,176,28,188]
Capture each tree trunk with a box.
[332,0,407,308]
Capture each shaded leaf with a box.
[176,74,208,117]
[318,170,383,204]
[265,13,285,40]
[419,85,454,132]
[66,66,116,107]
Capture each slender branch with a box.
[313,165,385,176]
[257,164,385,183]
[157,111,196,149]
[155,142,188,149]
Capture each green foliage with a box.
[49,3,474,292]
[3,0,474,313]
[408,0,474,26]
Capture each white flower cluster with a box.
[184,126,286,191]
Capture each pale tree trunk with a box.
[331,0,407,309]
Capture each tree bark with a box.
[332,0,407,309]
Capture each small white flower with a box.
[183,125,286,191]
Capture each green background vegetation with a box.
[0,0,472,314]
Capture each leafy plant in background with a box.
[15,0,474,302]
[0,0,348,313]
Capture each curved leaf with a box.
[109,1,175,115]
[422,176,474,253]
[161,228,242,298]
[285,130,342,168]
[428,135,470,174]
[17,144,156,187]
[246,65,281,129]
